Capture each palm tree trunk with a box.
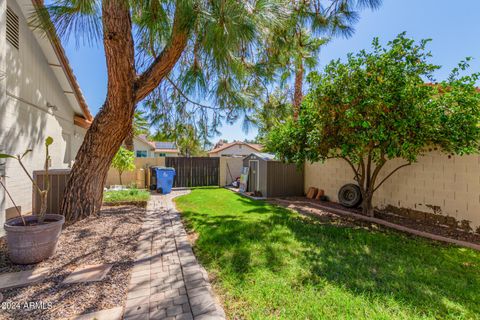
[293,62,304,120]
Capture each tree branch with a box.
[341,156,360,182]
[374,162,411,192]
[359,157,365,186]
[166,77,220,111]
[134,3,191,103]
[370,154,386,189]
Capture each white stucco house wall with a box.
[0,0,93,233]
[208,141,263,157]
[133,136,156,158]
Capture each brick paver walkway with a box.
[124,190,226,320]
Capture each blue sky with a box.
[64,0,480,143]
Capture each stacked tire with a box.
[338,184,362,208]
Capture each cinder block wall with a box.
[304,152,480,232]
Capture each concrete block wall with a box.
[304,152,480,232]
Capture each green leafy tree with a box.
[35,0,289,221]
[111,147,136,186]
[267,34,480,216]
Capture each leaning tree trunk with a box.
[124,128,134,151]
[61,1,136,222]
[61,1,190,222]
[293,62,304,121]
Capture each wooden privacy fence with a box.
[166,157,219,187]
[105,156,242,188]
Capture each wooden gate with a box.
[166,157,219,187]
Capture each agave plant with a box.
[0,137,53,225]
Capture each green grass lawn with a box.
[175,188,480,320]
[103,188,150,203]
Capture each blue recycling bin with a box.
[155,167,176,194]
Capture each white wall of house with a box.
[133,138,179,157]
[133,138,154,158]
[153,151,179,157]
[210,144,259,157]
[0,0,87,234]
[0,0,7,229]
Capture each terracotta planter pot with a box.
[4,214,64,264]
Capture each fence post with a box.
[219,157,226,187]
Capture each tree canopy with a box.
[267,33,480,215]
[34,0,292,220]
[139,0,383,143]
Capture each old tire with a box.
[338,184,362,208]
[4,214,64,264]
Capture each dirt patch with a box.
[273,197,480,245]
[187,231,199,246]
[269,199,382,231]
[0,205,145,320]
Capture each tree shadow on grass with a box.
[275,210,480,318]
[180,193,480,319]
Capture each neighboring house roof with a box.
[153,141,180,154]
[248,152,276,161]
[154,148,180,153]
[136,134,156,149]
[135,135,180,153]
[27,0,93,127]
[208,141,263,154]
[154,142,177,150]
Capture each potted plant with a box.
[0,137,65,264]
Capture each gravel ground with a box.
[272,197,480,244]
[0,205,145,320]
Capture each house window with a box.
[136,150,147,158]
[158,153,166,157]
[6,7,19,50]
